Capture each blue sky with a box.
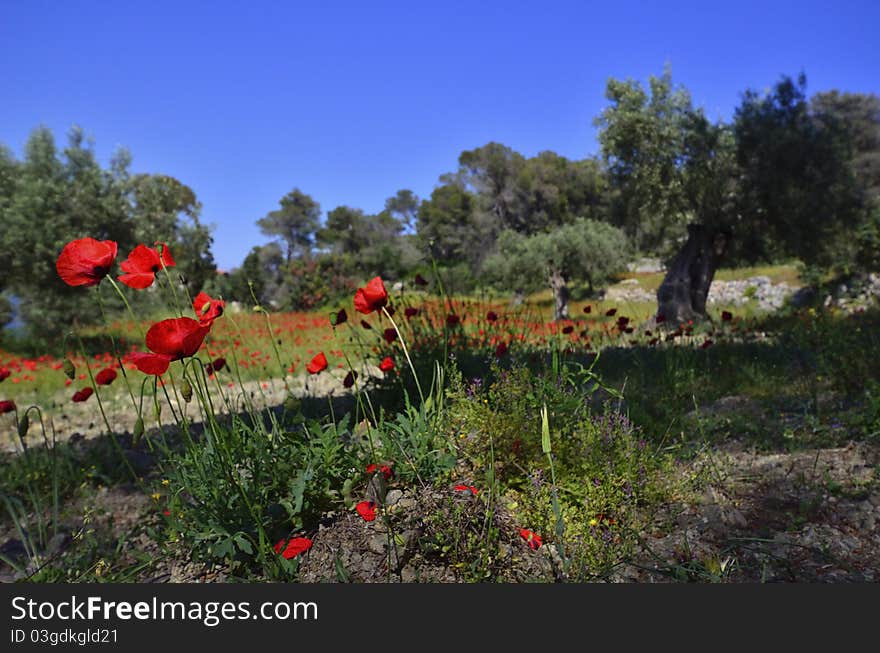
[2,0,878,270]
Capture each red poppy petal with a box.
[121,244,160,274]
[193,291,212,315]
[118,272,156,289]
[379,357,394,372]
[275,537,312,559]
[129,352,171,375]
[72,387,94,402]
[180,324,210,358]
[146,317,206,358]
[353,288,370,314]
[95,368,117,385]
[155,242,176,267]
[356,500,377,521]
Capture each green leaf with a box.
[334,553,351,583]
[541,403,551,454]
[233,533,253,555]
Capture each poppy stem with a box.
[73,333,142,488]
[93,286,140,417]
[382,307,425,407]
[105,276,141,333]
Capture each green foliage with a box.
[854,204,880,271]
[447,359,669,580]
[0,293,13,330]
[482,218,630,295]
[595,67,696,252]
[256,188,320,262]
[416,183,479,267]
[734,74,867,271]
[282,255,356,311]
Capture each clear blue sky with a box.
[2,0,877,270]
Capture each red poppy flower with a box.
[366,463,393,481]
[404,307,419,318]
[495,342,508,357]
[561,325,574,334]
[519,528,542,550]
[72,387,94,402]
[307,352,328,374]
[0,399,15,414]
[273,537,313,560]
[0,369,10,382]
[454,484,479,496]
[206,356,226,375]
[95,368,117,386]
[192,291,225,326]
[701,339,714,349]
[379,356,394,372]
[343,370,358,388]
[382,328,398,344]
[446,314,460,327]
[605,308,617,317]
[356,500,377,522]
[118,243,176,289]
[354,277,388,314]
[56,238,118,287]
[414,273,428,286]
[721,310,733,322]
[655,313,666,324]
[131,317,210,376]
[486,311,498,322]
[332,308,348,326]
[583,305,592,314]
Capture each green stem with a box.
[382,307,425,406]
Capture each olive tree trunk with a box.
[549,267,570,321]
[656,224,729,325]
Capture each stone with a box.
[367,534,387,555]
[384,489,404,507]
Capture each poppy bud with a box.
[180,379,193,403]
[18,414,30,438]
[63,358,76,380]
[133,416,145,443]
[330,308,347,326]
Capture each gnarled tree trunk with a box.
[656,223,729,325]
[548,267,570,321]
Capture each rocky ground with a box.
[605,276,797,312]
[2,363,386,454]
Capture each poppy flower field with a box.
[1,238,879,583]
